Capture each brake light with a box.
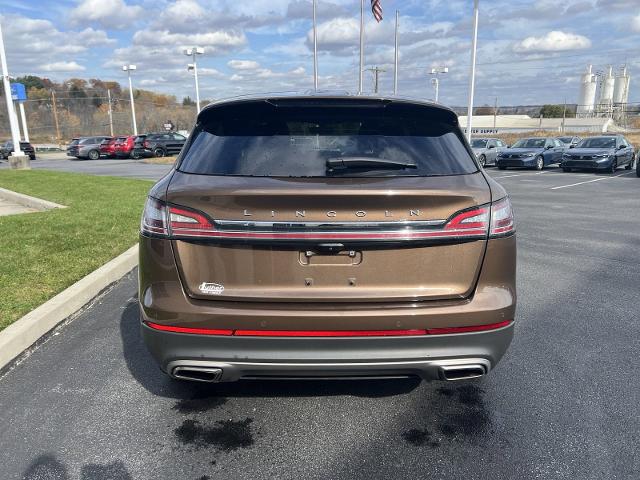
[443,206,489,237]
[168,205,215,235]
[489,197,515,237]
[141,197,168,236]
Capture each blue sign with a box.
[10,83,27,102]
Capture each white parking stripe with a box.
[551,172,632,190]
[495,174,522,179]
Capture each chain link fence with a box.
[0,89,198,146]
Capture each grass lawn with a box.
[0,170,152,331]
[142,155,177,165]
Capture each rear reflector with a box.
[145,322,233,336]
[144,320,512,337]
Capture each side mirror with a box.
[569,144,575,148]
[488,144,495,149]
[617,145,625,150]
[545,145,553,150]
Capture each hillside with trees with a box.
[0,75,203,143]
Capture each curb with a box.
[0,186,66,211]
[0,244,138,372]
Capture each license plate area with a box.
[299,250,362,266]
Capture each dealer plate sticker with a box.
[199,282,225,295]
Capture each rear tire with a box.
[153,147,165,158]
[625,155,633,170]
[88,149,100,160]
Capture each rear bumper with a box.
[141,321,514,381]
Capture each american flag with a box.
[371,0,383,22]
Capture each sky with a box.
[0,0,639,106]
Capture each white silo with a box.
[599,65,615,106]
[613,65,630,105]
[577,65,597,116]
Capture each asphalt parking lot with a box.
[1,165,639,479]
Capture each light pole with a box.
[466,0,479,142]
[122,65,138,135]
[184,47,204,112]
[0,22,25,162]
[429,66,448,103]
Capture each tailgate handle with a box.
[308,243,345,254]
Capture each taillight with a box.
[141,197,168,236]
[168,205,215,236]
[489,197,515,237]
[444,206,489,237]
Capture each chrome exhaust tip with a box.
[172,366,223,383]
[439,364,486,381]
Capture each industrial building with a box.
[577,64,631,117]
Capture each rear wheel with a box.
[154,147,166,158]
[498,165,506,170]
[562,167,571,173]
[625,155,633,170]
[535,155,544,171]
[88,149,100,160]
[478,154,486,167]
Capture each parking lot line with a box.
[494,174,522,179]
[550,172,633,190]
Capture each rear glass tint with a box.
[178,100,476,177]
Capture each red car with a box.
[98,137,117,158]
[114,135,136,158]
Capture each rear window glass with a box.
[178,101,476,178]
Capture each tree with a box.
[182,96,196,106]
[539,104,575,118]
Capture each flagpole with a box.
[313,0,318,91]
[393,10,399,95]
[358,0,364,94]
[466,0,479,142]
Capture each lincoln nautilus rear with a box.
[138,94,516,384]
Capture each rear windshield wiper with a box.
[326,156,417,172]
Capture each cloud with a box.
[513,31,592,53]
[40,61,86,72]
[228,60,261,70]
[632,13,640,32]
[132,30,247,53]
[70,0,143,29]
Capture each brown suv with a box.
[139,94,516,383]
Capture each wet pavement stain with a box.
[172,393,228,414]
[402,428,440,448]
[175,418,254,452]
[436,384,491,438]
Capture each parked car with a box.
[114,135,137,158]
[496,137,565,170]
[99,137,118,158]
[558,136,581,148]
[0,140,36,160]
[67,136,112,160]
[130,135,149,159]
[470,138,507,167]
[139,93,516,384]
[140,132,187,157]
[561,135,635,173]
